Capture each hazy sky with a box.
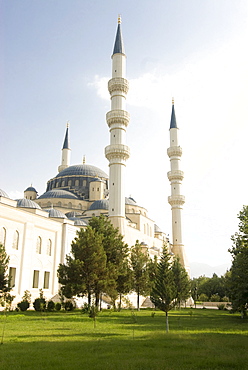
[1,0,248,273]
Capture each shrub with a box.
[47,300,55,311]
[33,298,46,311]
[199,293,208,302]
[81,303,90,314]
[55,302,61,311]
[64,301,74,311]
[17,300,30,311]
[210,294,220,302]
[217,303,226,310]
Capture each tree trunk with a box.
[88,291,91,306]
[166,311,169,333]
[119,294,122,310]
[137,289,140,311]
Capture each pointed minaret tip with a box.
[170,98,177,129]
[113,15,125,55]
[62,122,70,149]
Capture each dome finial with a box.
[83,155,86,164]
[118,14,122,24]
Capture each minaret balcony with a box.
[106,110,130,128]
[167,170,184,181]
[108,77,129,94]
[167,146,182,158]
[105,144,130,161]
[168,195,185,206]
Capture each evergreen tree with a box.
[171,256,190,308]
[0,244,10,300]
[58,227,107,306]
[150,248,176,332]
[89,215,129,305]
[227,206,248,317]
[130,241,150,310]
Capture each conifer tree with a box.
[171,256,190,308]
[130,241,150,310]
[0,244,10,300]
[150,248,176,332]
[228,206,248,318]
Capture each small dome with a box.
[38,189,79,200]
[154,224,162,233]
[0,189,10,198]
[24,186,38,193]
[125,197,137,205]
[68,217,87,226]
[65,211,83,218]
[55,164,108,179]
[89,199,109,210]
[45,208,67,219]
[16,198,41,209]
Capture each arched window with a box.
[36,236,42,254]
[62,180,65,187]
[68,180,72,187]
[0,227,6,247]
[144,224,146,234]
[83,180,86,187]
[58,201,62,207]
[12,230,19,250]
[75,179,79,187]
[68,202,72,208]
[78,204,82,210]
[47,239,52,256]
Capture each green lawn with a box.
[0,308,247,369]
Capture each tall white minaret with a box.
[105,16,130,233]
[167,100,189,271]
[58,122,71,173]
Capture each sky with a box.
[1,0,248,276]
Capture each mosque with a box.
[0,18,188,306]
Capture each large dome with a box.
[16,198,42,209]
[38,189,79,200]
[55,164,108,179]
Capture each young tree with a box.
[227,206,248,318]
[89,215,129,305]
[0,244,10,300]
[130,241,150,310]
[150,248,176,332]
[58,227,107,306]
[171,256,191,308]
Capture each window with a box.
[9,267,16,288]
[12,230,19,250]
[43,271,50,289]
[83,180,86,187]
[33,270,39,288]
[75,179,79,187]
[0,227,6,247]
[68,202,72,208]
[68,180,72,186]
[62,180,65,187]
[36,237,42,254]
[47,239,52,256]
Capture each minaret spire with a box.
[167,100,189,272]
[105,17,130,233]
[58,122,71,173]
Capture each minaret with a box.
[167,100,189,271]
[58,122,71,173]
[105,16,130,233]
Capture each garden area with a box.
[0,308,248,370]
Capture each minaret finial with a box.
[67,120,70,128]
[172,97,174,105]
[118,14,122,24]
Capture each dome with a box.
[89,199,109,210]
[55,164,108,179]
[38,189,79,200]
[16,198,41,209]
[154,224,162,233]
[125,197,137,205]
[45,208,67,219]
[0,189,10,198]
[65,211,83,218]
[24,186,38,193]
[68,217,87,226]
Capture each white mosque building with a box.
[0,18,188,306]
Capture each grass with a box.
[0,308,248,369]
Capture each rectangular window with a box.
[43,271,50,289]
[9,267,16,288]
[32,270,39,288]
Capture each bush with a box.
[210,294,220,302]
[64,301,74,311]
[55,302,61,311]
[217,303,226,310]
[17,300,30,311]
[198,293,208,302]
[81,303,90,314]
[33,298,46,311]
[47,300,55,311]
